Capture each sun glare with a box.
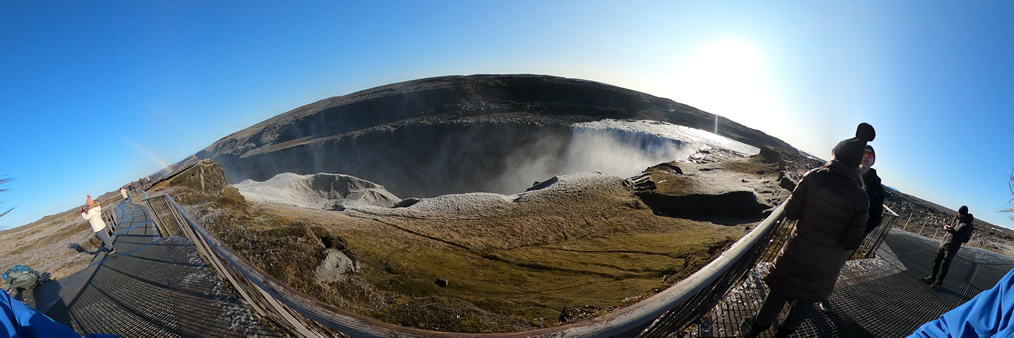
[666,39,789,136]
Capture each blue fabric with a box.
[910,268,1014,338]
[1,291,82,338]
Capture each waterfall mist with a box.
[216,119,758,199]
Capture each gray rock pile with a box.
[233,172,401,210]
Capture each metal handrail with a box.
[850,205,900,260]
[642,205,901,336]
[146,195,336,337]
[100,204,117,232]
[639,203,789,337]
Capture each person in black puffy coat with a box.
[742,123,875,338]
[817,143,886,314]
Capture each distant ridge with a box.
[196,74,803,197]
[198,75,799,160]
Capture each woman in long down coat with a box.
[742,123,875,338]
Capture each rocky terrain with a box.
[884,188,1014,256]
[172,75,832,332]
[159,150,790,333]
[0,191,126,285]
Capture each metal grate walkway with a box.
[686,229,1014,337]
[39,200,280,337]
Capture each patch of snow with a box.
[402,192,516,214]
[565,119,759,179]
[573,119,759,155]
[340,171,621,218]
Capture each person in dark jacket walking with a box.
[741,123,875,338]
[922,206,974,289]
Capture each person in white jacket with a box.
[81,195,115,254]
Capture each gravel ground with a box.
[0,211,99,282]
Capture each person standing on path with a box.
[80,195,115,254]
[741,123,875,338]
[860,145,885,237]
[817,144,886,314]
[922,206,974,289]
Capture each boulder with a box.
[778,175,797,192]
[320,235,347,250]
[314,249,358,283]
[634,158,778,219]
[526,177,559,191]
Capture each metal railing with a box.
[123,155,201,193]
[145,194,335,337]
[146,155,201,189]
[641,205,900,336]
[101,204,118,232]
[896,212,998,254]
[850,205,900,260]
[639,203,790,337]
[144,196,186,238]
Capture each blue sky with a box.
[3,1,1014,230]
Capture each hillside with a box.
[885,187,1013,255]
[195,75,802,198]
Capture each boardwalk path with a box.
[39,199,279,337]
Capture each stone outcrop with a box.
[314,248,358,283]
[632,151,790,219]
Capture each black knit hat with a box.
[959,206,968,215]
[832,123,876,168]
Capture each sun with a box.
[666,39,789,134]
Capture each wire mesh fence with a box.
[640,205,900,337]
[894,212,999,255]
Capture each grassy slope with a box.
[159,161,748,333]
